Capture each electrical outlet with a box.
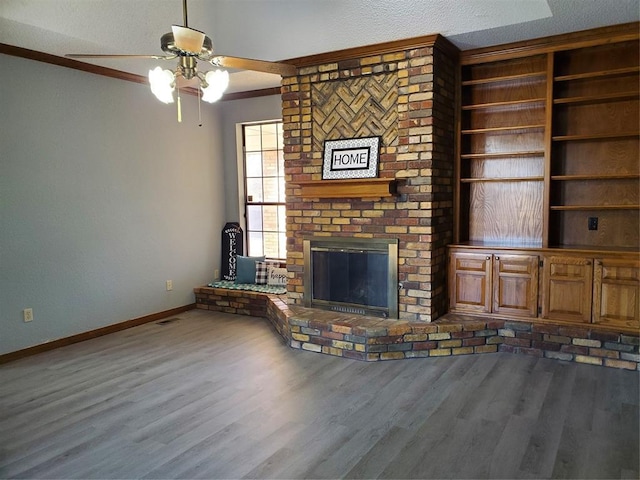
[166,280,173,291]
[588,217,598,231]
[23,308,33,322]
[214,269,219,280]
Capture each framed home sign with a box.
[322,136,381,180]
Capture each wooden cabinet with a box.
[492,254,539,317]
[449,251,538,318]
[449,246,640,332]
[449,252,492,313]
[541,256,593,324]
[593,258,640,329]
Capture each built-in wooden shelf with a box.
[460,150,545,159]
[553,91,640,105]
[461,124,545,135]
[552,132,639,141]
[462,98,545,110]
[551,174,640,181]
[461,71,546,86]
[460,176,544,183]
[554,66,640,82]
[296,178,398,199]
[550,204,640,211]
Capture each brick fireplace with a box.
[282,35,459,322]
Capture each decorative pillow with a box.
[267,266,288,286]
[255,260,280,285]
[235,255,265,284]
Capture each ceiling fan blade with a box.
[212,55,296,76]
[66,54,175,60]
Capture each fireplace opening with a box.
[303,237,398,318]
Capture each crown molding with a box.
[461,21,640,65]
[286,34,459,68]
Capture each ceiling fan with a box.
[66,0,296,118]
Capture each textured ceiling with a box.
[0,0,638,93]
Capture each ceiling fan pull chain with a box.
[177,84,182,123]
[198,86,203,127]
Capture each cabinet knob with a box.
[586,260,591,265]
[486,256,491,260]
[495,256,500,260]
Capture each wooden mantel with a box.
[295,178,398,199]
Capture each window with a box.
[242,121,286,259]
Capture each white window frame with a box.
[236,120,286,260]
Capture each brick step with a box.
[194,286,640,370]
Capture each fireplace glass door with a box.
[303,237,398,318]
[312,250,388,308]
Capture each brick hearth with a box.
[194,286,640,370]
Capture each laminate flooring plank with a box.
[517,362,578,478]
[1,309,638,480]
[581,406,639,479]
[185,419,310,479]
[376,356,502,478]
[241,421,354,480]
[344,425,415,479]
[6,423,131,479]
[542,364,600,478]
[455,354,536,422]
[394,353,501,431]
[488,414,538,479]
[512,357,556,419]
[0,425,101,478]
[303,419,405,479]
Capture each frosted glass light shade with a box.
[201,70,229,103]
[172,25,206,53]
[149,67,175,104]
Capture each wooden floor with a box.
[1,309,638,480]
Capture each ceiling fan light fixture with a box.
[149,66,176,104]
[201,69,229,103]
[171,25,206,54]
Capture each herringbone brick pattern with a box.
[311,74,398,150]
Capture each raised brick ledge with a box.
[194,286,640,370]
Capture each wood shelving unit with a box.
[458,53,547,246]
[457,35,640,250]
[450,24,640,329]
[549,38,640,250]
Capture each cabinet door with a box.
[492,254,539,318]
[593,258,640,329]
[449,252,492,313]
[541,256,593,323]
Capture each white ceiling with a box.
[1,0,638,94]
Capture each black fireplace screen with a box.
[312,250,388,308]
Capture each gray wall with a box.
[219,95,282,225]
[0,54,226,355]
